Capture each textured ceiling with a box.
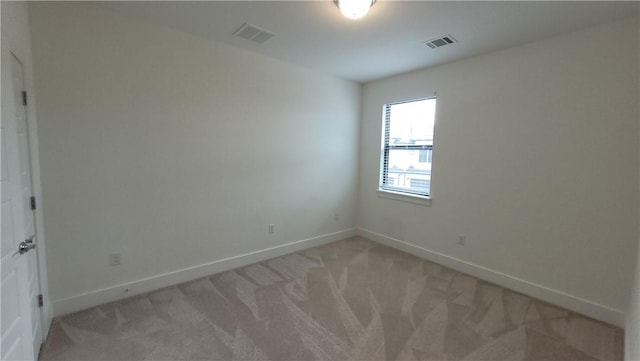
[97,1,639,83]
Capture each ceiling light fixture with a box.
[334,0,376,20]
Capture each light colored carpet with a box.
[40,237,623,360]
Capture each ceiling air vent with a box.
[233,23,275,45]
[424,34,457,49]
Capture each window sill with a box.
[377,189,431,206]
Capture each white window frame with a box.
[378,97,436,205]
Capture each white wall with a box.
[358,17,639,325]
[1,0,52,339]
[28,2,361,311]
[627,242,640,360]
[625,39,640,359]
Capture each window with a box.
[380,97,436,198]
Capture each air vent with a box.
[233,23,275,45]
[424,34,457,49]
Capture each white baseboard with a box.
[53,228,357,317]
[357,227,625,327]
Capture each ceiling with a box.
[96,1,639,83]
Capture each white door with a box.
[1,35,42,361]
[10,41,43,358]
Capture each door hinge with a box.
[30,196,36,210]
[22,91,27,106]
[38,294,43,308]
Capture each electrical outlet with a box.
[109,253,121,266]
[268,224,275,234]
[457,235,467,246]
